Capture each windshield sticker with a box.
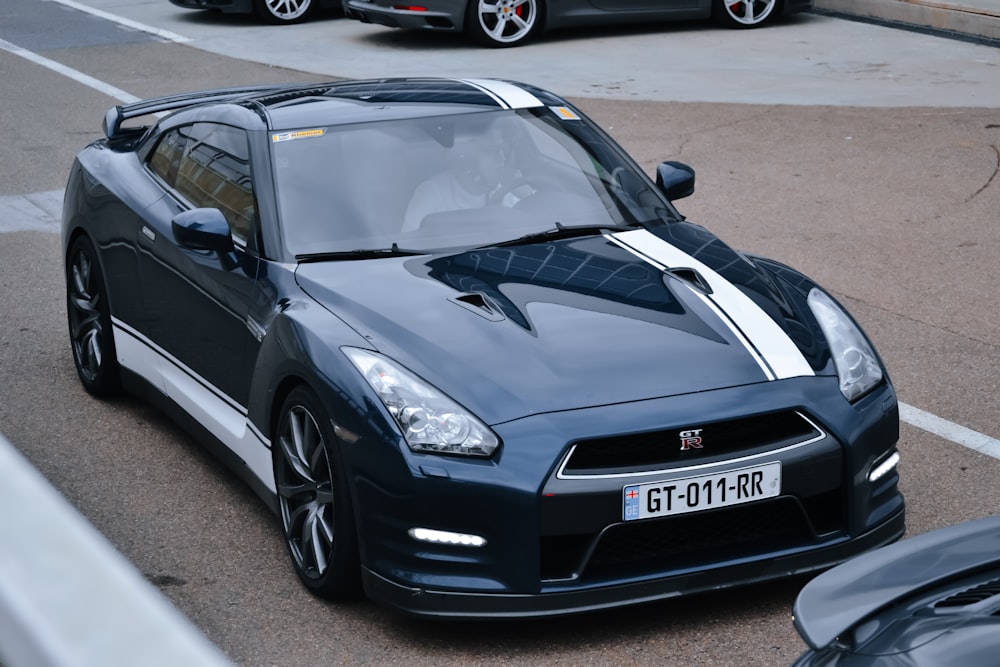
[272,128,326,143]
[550,106,581,121]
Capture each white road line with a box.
[899,402,1000,461]
[47,0,191,43]
[0,38,140,104]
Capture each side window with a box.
[148,126,187,186]
[148,123,256,245]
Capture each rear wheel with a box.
[465,0,542,47]
[274,386,362,599]
[712,0,779,27]
[66,235,120,397]
[254,0,314,24]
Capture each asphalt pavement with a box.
[1,1,999,665]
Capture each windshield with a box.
[270,107,678,257]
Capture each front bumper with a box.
[351,378,904,618]
[362,509,904,618]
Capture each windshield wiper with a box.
[296,243,424,262]
[484,223,637,249]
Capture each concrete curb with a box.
[813,0,1000,44]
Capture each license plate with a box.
[623,462,781,521]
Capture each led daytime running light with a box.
[869,451,900,483]
[408,527,487,547]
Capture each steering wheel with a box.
[490,172,569,207]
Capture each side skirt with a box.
[113,319,279,515]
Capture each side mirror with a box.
[655,161,696,201]
[172,208,234,253]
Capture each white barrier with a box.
[0,434,234,667]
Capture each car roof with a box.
[104,78,565,141]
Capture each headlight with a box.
[343,347,500,457]
[807,288,883,402]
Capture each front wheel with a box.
[465,0,542,47]
[274,386,362,599]
[66,235,120,397]
[712,0,779,28]
[254,0,314,24]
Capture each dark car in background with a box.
[169,0,340,24]
[63,77,901,617]
[793,515,1000,666]
[343,0,812,47]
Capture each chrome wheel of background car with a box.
[466,0,542,47]
[254,0,313,24]
[274,387,361,598]
[66,235,120,397]
[712,0,778,27]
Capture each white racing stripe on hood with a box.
[460,78,543,109]
[609,229,814,381]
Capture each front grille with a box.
[540,497,819,581]
[561,411,822,476]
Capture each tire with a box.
[465,0,542,47]
[253,0,314,24]
[66,235,121,397]
[273,386,362,599]
[712,0,779,28]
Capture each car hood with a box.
[793,515,1000,653]
[295,225,823,425]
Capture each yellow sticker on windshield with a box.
[271,128,325,143]
[550,106,580,121]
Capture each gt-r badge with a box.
[679,429,704,450]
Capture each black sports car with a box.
[63,78,903,618]
[793,515,1000,666]
[342,0,812,47]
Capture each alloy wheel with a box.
[255,0,313,24]
[273,387,361,598]
[66,236,119,396]
[276,402,336,580]
[718,0,778,26]
[472,0,540,46]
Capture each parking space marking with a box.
[0,38,140,104]
[900,402,1000,461]
[48,0,191,43]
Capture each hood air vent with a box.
[666,267,712,294]
[934,577,1000,609]
[449,292,505,322]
